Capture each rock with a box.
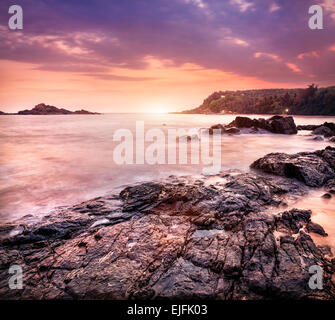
[251,147,335,187]
[227,115,297,135]
[325,178,335,190]
[17,103,99,115]
[312,126,334,137]
[306,222,328,236]
[177,134,199,142]
[73,109,100,115]
[323,122,335,131]
[311,136,324,141]
[297,125,319,131]
[1,151,334,300]
[268,115,297,134]
[225,127,240,134]
[228,116,256,128]
[322,193,332,199]
[209,124,225,134]
[298,122,335,137]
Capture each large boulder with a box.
[251,147,335,187]
[228,116,257,128]
[267,115,297,134]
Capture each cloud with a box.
[230,0,253,12]
[269,3,280,13]
[254,52,281,62]
[286,63,302,73]
[85,73,157,81]
[0,0,334,86]
[297,51,319,59]
[322,0,335,21]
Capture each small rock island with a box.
[0,103,100,115]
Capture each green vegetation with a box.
[181,84,335,115]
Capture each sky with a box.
[0,0,335,113]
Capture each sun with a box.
[146,101,170,114]
[152,107,169,114]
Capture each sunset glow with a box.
[0,0,335,113]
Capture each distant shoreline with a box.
[0,103,100,116]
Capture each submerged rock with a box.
[225,127,240,134]
[312,126,334,137]
[311,136,324,141]
[297,125,319,131]
[322,193,332,199]
[298,122,335,137]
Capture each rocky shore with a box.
[1,147,335,300]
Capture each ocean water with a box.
[1,113,335,245]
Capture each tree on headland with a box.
[181,84,335,115]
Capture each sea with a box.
[1,113,334,250]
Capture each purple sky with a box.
[0,0,335,112]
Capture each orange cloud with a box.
[254,52,280,62]
[286,63,302,73]
[297,51,319,59]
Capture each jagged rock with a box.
[251,147,335,187]
[325,178,335,190]
[0,166,334,300]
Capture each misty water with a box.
[1,113,335,249]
